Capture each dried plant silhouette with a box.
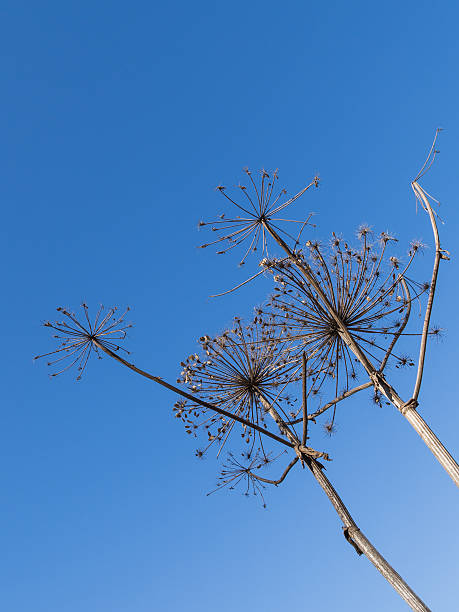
[37,306,430,610]
[37,133,457,611]
[200,135,458,488]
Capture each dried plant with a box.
[200,142,458,488]
[199,168,317,266]
[37,306,430,610]
[174,316,299,456]
[35,304,131,380]
[207,450,289,508]
[261,230,428,429]
[37,136,457,611]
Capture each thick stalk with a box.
[403,406,459,485]
[363,373,459,488]
[306,459,431,612]
[263,219,459,488]
[258,396,430,611]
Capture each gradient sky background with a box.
[2,1,459,610]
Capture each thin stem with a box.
[250,457,299,485]
[379,277,411,373]
[288,381,373,425]
[411,181,447,401]
[302,352,308,445]
[93,340,293,450]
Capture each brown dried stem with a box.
[301,352,308,445]
[379,277,412,373]
[249,456,299,485]
[257,389,430,611]
[411,180,449,401]
[305,458,431,612]
[92,340,293,450]
[288,381,373,425]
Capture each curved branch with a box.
[249,456,299,485]
[411,181,448,401]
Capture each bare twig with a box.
[93,340,294,450]
[288,381,373,425]
[249,456,299,485]
[379,277,412,373]
[302,352,308,445]
[411,181,449,401]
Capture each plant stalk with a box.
[257,396,430,611]
[306,458,431,612]
[93,341,293,450]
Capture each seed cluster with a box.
[175,316,299,455]
[199,168,317,266]
[262,229,428,424]
[207,451,283,508]
[35,304,131,380]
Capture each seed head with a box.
[266,228,424,416]
[198,169,317,265]
[174,316,298,454]
[35,304,131,380]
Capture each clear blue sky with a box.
[2,1,459,610]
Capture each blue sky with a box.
[2,1,459,610]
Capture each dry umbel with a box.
[174,315,299,456]
[262,229,429,429]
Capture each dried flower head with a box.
[266,230,427,423]
[429,325,444,342]
[395,355,415,369]
[35,304,131,380]
[207,450,284,507]
[199,168,318,265]
[323,421,337,437]
[175,316,299,455]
